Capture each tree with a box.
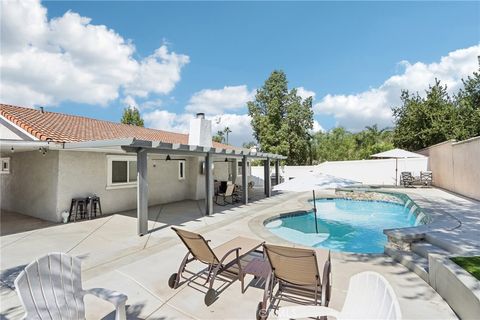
[213,130,225,143]
[393,79,460,150]
[247,70,314,165]
[121,106,144,127]
[242,141,256,149]
[311,126,394,163]
[223,127,232,144]
[455,72,480,140]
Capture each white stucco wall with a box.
[55,151,202,217]
[1,149,254,222]
[316,158,428,185]
[0,150,59,221]
[252,158,428,186]
[419,137,480,200]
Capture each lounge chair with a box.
[257,244,331,320]
[400,172,415,187]
[169,227,264,305]
[278,271,401,320]
[14,252,128,320]
[215,183,236,205]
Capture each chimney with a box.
[39,107,44,113]
[188,113,212,147]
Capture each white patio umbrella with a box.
[370,148,426,186]
[273,171,359,192]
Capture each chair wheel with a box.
[168,273,178,289]
[204,288,216,306]
[256,302,266,320]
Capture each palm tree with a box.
[223,127,232,144]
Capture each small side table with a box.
[242,257,271,293]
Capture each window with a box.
[178,160,186,180]
[1,158,10,174]
[107,155,137,188]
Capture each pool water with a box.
[265,198,419,254]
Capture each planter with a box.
[429,254,480,319]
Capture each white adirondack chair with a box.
[14,252,128,320]
[278,271,401,320]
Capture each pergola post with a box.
[242,155,248,204]
[137,148,149,236]
[264,158,271,197]
[205,152,213,215]
[275,160,280,185]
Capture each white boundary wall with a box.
[315,158,428,185]
[251,158,428,186]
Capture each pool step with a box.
[411,241,450,259]
[385,246,429,282]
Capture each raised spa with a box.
[265,198,426,254]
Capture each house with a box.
[0,104,285,234]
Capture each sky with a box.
[1,0,479,146]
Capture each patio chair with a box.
[14,252,128,320]
[278,271,401,320]
[257,244,331,320]
[400,172,415,187]
[215,183,236,205]
[169,227,264,305]
[420,171,432,187]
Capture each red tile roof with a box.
[0,104,233,148]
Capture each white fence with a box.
[251,158,428,186]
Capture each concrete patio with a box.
[0,187,466,320]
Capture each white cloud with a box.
[122,95,163,111]
[143,109,192,133]
[185,85,255,115]
[144,109,254,146]
[314,45,480,131]
[210,113,254,145]
[0,0,189,107]
[124,46,189,98]
[312,120,324,133]
[297,87,316,100]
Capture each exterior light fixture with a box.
[10,147,14,153]
[38,147,48,156]
[224,158,228,162]
[166,155,171,161]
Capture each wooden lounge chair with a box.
[215,183,236,205]
[278,271,401,320]
[169,227,264,305]
[14,252,128,320]
[257,244,331,320]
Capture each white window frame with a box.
[1,157,10,174]
[106,155,137,189]
[178,160,186,180]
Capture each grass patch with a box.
[451,256,480,280]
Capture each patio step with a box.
[385,246,429,283]
[411,241,450,259]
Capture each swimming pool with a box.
[265,198,425,254]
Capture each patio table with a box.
[241,255,271,293]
